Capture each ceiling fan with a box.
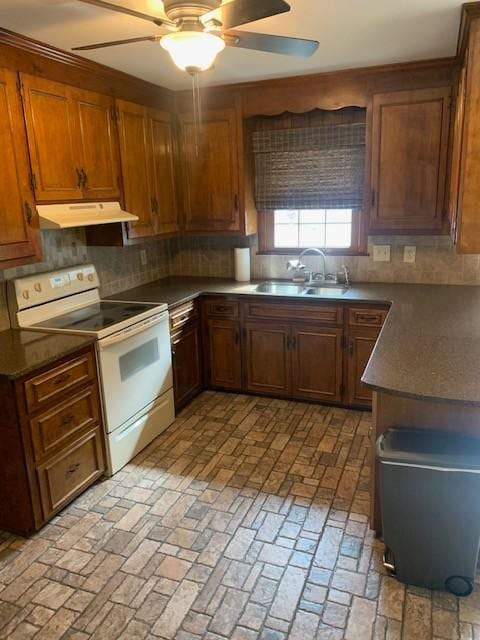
[72,0,319,74]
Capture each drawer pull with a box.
[67,462,80,475]
[215,305,230,313]
[61,415,75,427]
[357,314,380,323]
[54,373,71,386]
[179,314,189,322]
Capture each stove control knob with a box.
[22,290,30,300]
[87,274,94,282]
[34,282,42,293]
[77,273,84,281]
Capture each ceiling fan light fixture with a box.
[160,31,225,72]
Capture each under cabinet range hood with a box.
[37,201,139,229]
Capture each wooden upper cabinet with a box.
[71,88,121,200]
[21,74,82,202]
[21,74,121,203]
[116,100,156,239]
[449,12,480,254]
[178,108,241,233]
[0,68,41,267]
[150,109,179,235]
[369,87,451,233]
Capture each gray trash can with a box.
[377,428,480,596]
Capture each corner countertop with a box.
[0,329,96,380]
[108,276,480,407]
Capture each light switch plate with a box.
[373,245,391,262]
[404,246,416,263]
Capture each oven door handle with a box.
[98,312,168,349]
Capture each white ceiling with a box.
[0,0,467,90]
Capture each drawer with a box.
[30,385,101,462]
[245,301,343,325]
[25,352,96,413]
[37,428,104,519]
[348,307,388,328]
[203,298,240,318]
[169,300,199,332]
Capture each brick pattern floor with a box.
[0,391,478,639]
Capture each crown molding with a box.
[0,27,173,108]
[457,2,480,59]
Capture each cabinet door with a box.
[72,88,121,200]
[172,324,203,408]
[150,109,179,235]
[291,325,343,403]
[244,322,290,397]
[21,74,83,202]
[179,109,240,232]
[346,328,379,407]
[370,87,451,232]
[0,68,41,267]
[116,99,156,239]
[206,319,242,390]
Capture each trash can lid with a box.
[376,428,480,471]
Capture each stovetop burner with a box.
[33,301,159,333]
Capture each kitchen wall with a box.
[170,234,480,286]
[0,229,171,331]
[1,230,479,332]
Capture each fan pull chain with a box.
[191,71,203,157]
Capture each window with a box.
[274,209,354,249]
[252,108,367,254]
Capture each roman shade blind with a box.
[253,121,366,210]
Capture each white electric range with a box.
[8,265,175,475]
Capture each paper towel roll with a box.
[234,248,250,282]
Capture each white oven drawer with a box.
[107,389,175,475]
[97,311,173,433]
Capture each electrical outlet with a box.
[404,246,416,263]
[140,249,148,266]
[373,245,391,262]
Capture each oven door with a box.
[97,311,173,433]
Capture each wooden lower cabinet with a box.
[244,322,290,396]
[201,297,388,409]
[171,323,203,409]
[205,319,242,390]
[0,344,105,534]
[37,427,104,518]
[291,325,343,403]
[346,328,380,407]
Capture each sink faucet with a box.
[287,248,326,284]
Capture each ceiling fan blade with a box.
[75,0,165,26]
[225,30,319,58]
[72,35,161,51]
[201,0,290,30]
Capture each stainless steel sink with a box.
[255,282,308,295]
[305,286,347,297]
[255,282,348,297]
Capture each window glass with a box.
[273,209,353,250]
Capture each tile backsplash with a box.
[0,229,171,331]
[1,230,479,332]
[169,234,480,286]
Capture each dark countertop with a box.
[0,329,96,380]
[109,276,480,407]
